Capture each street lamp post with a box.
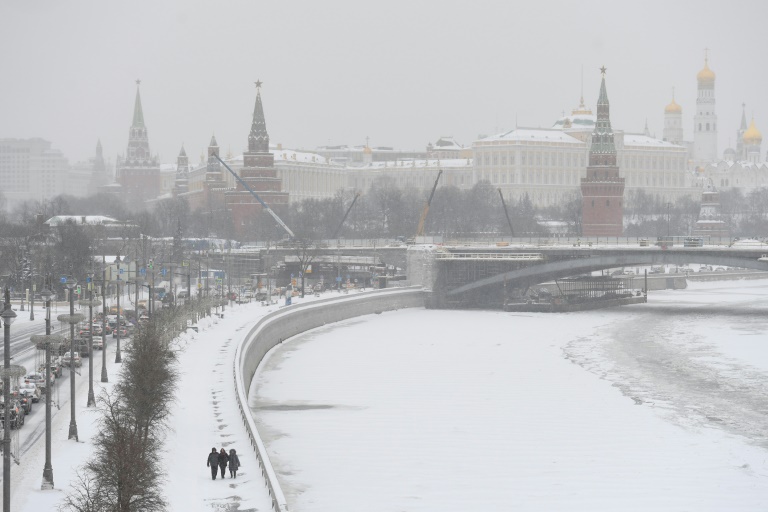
[115,256,122,364]
[58,277,83,441]
[34,279,61,490]
[78,276,101,407]
[666,202,672,239]
[1,288,18,512]
[29,281,35,321]
[100,256,108,383]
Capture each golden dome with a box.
[743,118,762,144]
[665,98,682,113]
[363,145,372,155]
[697,59,715,83]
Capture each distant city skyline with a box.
[1,1,765,165]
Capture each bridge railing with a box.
[443,236,735,248]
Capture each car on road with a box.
[61,352,82,368]
[30,371,55,392]
[15,392,32,414]
[92,337,104,350]
[112,326,128,338]
[18,382,41,403]
[92,324,103,336]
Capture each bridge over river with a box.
[407,242,768,309]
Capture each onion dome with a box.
[665,98,682,113]
[697,58,715,84]
[743,118,762,144]
[363,145,372,155]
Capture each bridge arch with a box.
[446,252,768,296]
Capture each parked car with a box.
[30,370,55,392]
[19,382,41,403]
[76,340,91,358]
[61,352,82,368]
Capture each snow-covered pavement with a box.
[10,295,318,511]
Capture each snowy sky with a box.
[2,0,766,165]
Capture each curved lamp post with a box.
[58,276,83,441]
[78,278,101,407]
[33,280,62,490]
[1,289,19,512]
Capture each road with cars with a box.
[0,316,125,480]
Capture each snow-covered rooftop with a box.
[45,215,119,226]
[481,128,583,144]
[623,134,684,149]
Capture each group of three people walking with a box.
[207,447,241,479]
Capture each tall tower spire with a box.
[580,67,625,237]
[248,80,269,153]
[132,79,145,127]
[694,50,717,164]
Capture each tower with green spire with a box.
[116,80,161,202]
[225,81,289,236]
[580,67,625,236]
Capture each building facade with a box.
[0,138,70,206]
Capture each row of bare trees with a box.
[61,299,217,511]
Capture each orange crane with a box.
[415,170,443,237]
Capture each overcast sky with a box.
[2,1,766,165]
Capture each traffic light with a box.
[76,285,81,295]
[148,259,154,270]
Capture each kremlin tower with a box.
[115,80,161,203]
[693,52,718,163]
[224,82,289,235]
[172,145,189,198]
[580,67,625,237]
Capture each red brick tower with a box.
[116,80,161,203]
[580,68,625,236]
[225,81,289,234]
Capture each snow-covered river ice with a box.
[252,280,768,511]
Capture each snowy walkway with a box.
[8,294,323,511]
[164,303,277,511]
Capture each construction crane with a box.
[213,154,295,239]
[332,193,360,239]
[415,170,443,237]
[498,188,515,237]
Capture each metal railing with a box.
[232,287,426,512]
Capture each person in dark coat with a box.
[228,448,241,478]
[218,447,229,479]
[206,448,219,480]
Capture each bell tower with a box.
[693,51,718,164]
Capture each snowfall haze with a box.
[1,0,765,167]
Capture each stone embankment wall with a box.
[233,287,426,512]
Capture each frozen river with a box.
[251,280,768,511]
